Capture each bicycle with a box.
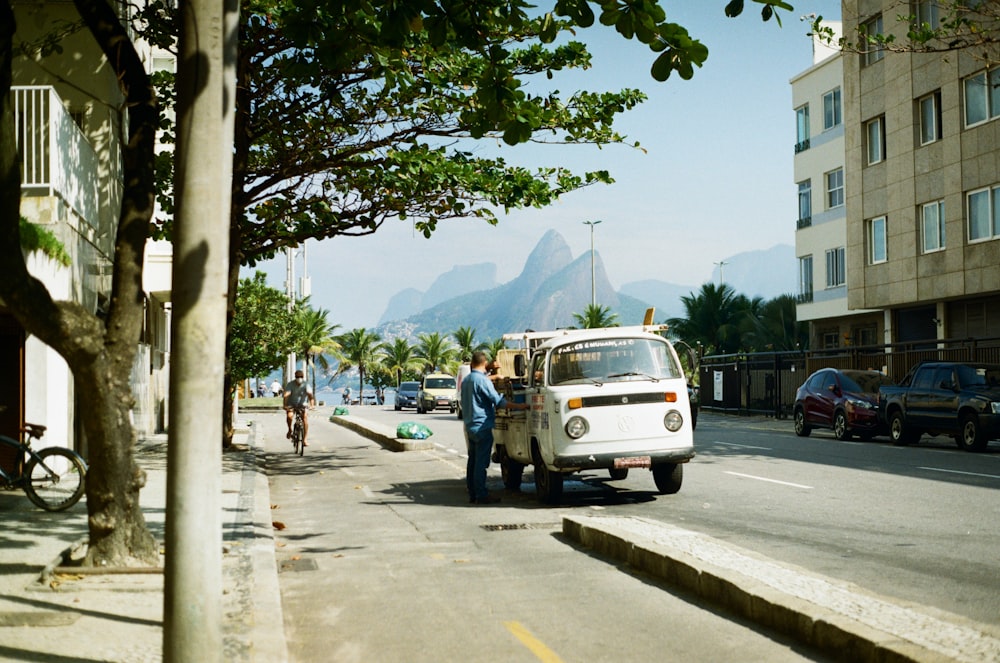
[0,423,87,511]
[291,407,306,456]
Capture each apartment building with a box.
[793,20,884,350]
[795,3,1000,350]
[843,0,1000,345]
[9,2,172,454]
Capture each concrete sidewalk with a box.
[1,410,998,662]
[0,425,285,663]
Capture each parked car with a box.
[793,368,894,441]
[878,361,1000,451]
[394,381,421,411]
[418,373,457,414]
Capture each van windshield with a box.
[548,338,682,386]
[424,378,456,390]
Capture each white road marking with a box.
[724,471,813,489]
[713,441,772,451]
[918,466,1000,480]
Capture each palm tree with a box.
[743,294,808,351]
[415,331,457,374]
[668,283,749,355]
[452,326,481,362]
[483,337,507,362]
[572,304,619,329]
[332,328,383,398]
[296,306,340,397]
[380,337,421,386]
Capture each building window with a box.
[823,88,842,130]
[798,180,812,225]
[869,216,888,263]
[826,169,844,209]
[963,69,1000,127]
[795,104,810,152]
[799,255,813,302]
[857,326,878,347]
[825,247,845,287]
[921,200,945,252]
[918,92,941,144]
[967,186,1000,242]
[914,1,941,30]
[861,15,885,66]
[866,116,885,165]
[822,331,839,349]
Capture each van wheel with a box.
[608,468,629,481]
[532,447,563,504]
[652,463,683,494]
[498,448,524,490]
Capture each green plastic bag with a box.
[331,406,349,417]
[396,421,433,440]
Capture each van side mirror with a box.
[513,353,525,378]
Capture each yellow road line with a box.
[504,621,564,663]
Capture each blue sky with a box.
[253,1,843,330]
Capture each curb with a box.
[563,515,1000,663]
[242,422,288,663]
[328,415,433,451]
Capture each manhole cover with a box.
[279,557,318,573]
[0,611,81,627]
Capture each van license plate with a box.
[614,456,651,469]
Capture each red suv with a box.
[793,368,894,441]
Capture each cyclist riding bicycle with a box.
[284,370,316,446]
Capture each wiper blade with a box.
[606,372,660,382]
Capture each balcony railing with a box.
[796,216,812,229]
[794,138,810,153]
[14,86,100,226]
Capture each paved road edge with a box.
[562,515,985,663]
[329,414,433,451]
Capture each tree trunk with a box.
[0,0,159,566]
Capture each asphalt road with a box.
[355,403,1000,627]
[262,410,832,662]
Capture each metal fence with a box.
[698,336,1000,419]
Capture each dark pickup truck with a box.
[878,361,1000,451]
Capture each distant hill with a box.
[375,233,796,341]
[377,263,498,324]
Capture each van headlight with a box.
[565,416,589,439]
[663,410,684,432]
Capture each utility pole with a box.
[583,220,602,307]
[285,246,296,381]
[165,0,238,659]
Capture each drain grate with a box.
[481,523,560,532]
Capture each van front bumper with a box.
[551,446,695,471]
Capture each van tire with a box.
[608,468,629,481]
[652,463,683,494]
[532,446,563,504]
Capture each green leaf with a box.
[725,0,745,18]
[650,51,674,82]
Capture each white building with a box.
[9,2,172,463]
[792,20,883,349]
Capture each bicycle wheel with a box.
[292,420,302,455]
[24,447,87,512]
[295,419,305,456]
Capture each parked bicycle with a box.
[290,407,306,456]
[0,423,87,511]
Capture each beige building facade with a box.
[843,0,1000,345]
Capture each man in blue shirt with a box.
[461,351,530,504]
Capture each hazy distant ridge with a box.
[376,232,795,341]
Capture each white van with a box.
[492,325,695,503]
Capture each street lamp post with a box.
[583,220,602,307]
[714,260,728,285]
